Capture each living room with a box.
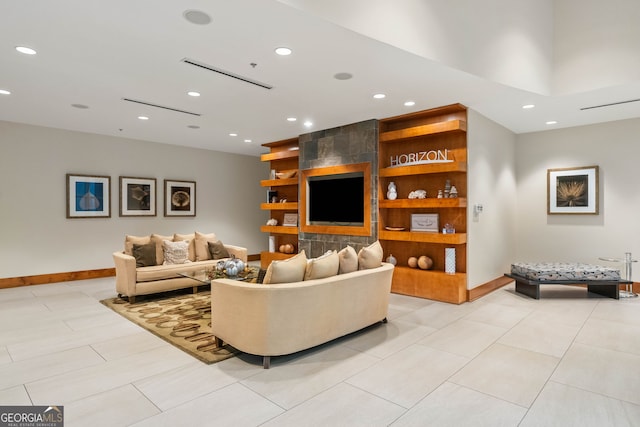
[1,1,639,426]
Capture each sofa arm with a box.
[224,244,247,263]
[113,251,137,297]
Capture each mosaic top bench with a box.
[505,262,630,300]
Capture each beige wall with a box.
[0,121,269,278]
[515,118,640,280]
[467,110,518,288]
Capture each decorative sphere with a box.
[408,256,418,268]
[284,243,294,254]
[279,245,285,253]
[418,256,433,270]
[386,254,397,265]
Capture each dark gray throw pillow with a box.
[132,242,157,267]
[208,240,230,259]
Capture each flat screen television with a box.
[307,172,365,225]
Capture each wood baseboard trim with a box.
[247,253,261,262]
[467,276,514,302]
[0,268,116,289]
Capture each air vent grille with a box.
[181,58,273,90]
[122,98,201,116]
[580,98,640,110]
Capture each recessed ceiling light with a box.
[522,104,535,109]
[244,139,252,143]
[303,121,313,127]
[187,125,200,129]
[15,46,36,55]
[138,116,149,120]
[404,101,415,107]
[71,104,89,109]
[229,133,238,137]
[546,120,557,125]
[0,89,10,95]
[334,72,353,80]
[373,93,386,99]
[187,91,201,97]
[287,117,297,122]
[183,10,211,25]
[275,47,292,56]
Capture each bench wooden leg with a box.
[263,356,271,369]
[515,279,540,299]
[588,283,620,299]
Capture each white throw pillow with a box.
[357,240,384,270]
[173,233,196,262]
[338,245,358,274]
[263,250,307,284]
[304,250,339,280]
[162,240,191,265]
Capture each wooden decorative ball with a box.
[284,243,294,254]
[418,255,433,270]
[279,245,285,253]
[408,256,418,268]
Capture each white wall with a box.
[0,121,269,278]
[467,110,518,288]
[515,118,640,280]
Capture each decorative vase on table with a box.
[386,182,397,200]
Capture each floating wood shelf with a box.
[260,177,298,187]
[379,162,467,177]
[379,198,467,209]
[260,148,299,162]
[379,119,466,143]
[379,230,467,244]
[260,225,298,235]
[260,202,298,210]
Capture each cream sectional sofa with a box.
[113,232,247,303]
[211,242,394,368]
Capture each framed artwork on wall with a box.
[547,165,599,214]
[164,179,196,217]
[119,176,156,217]
[411,213,439,232]
[66,173,111,218]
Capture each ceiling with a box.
[2,0,639,157]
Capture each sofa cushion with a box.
[358,240,384,270]
[173,233,196,261]
[338,245,358,274]
[263,250,307,284]
[194,231,217,261]
[163,240,191,265]
[132,242,157,267]
[124,235,150,256]
[208,240,230,259]
[151,233,173,265]
[304,250,339,280]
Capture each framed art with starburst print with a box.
[164,179,196,217]
[547,166,599,215]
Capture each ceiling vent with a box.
[122,98,201,116]
[181,58,273,90]
[580,98,640,110]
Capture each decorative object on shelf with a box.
[418,255,433,270]
[164,179,196,217]
[408,189,427,199]
[276,169,297,179]
[266,218,278,226]
[386,181,397,200]
[444,179,451,198]
[449,185,458,198]
[283,213,297,226]
[442,223,455,234]
[547,165,599,215]
[445,248,456,274]
[66,173,111,218]
[411,213,439,232]
[280,198,288,203]
[279,243,295,254]
[267,190,277,203]
[408,256,418,268]
[386,254,397,265]
[385,226,406,231]
[268,236,276,252]
[270,169,276,179]
[437,190,443,199]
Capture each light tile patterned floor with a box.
[0,278,639,426]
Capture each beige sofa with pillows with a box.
[113,232,247,303]
[211,241,394,368]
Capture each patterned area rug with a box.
[101,288,238,364]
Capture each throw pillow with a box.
[132,242,157,268]
[263,250,307,284]
[124,235,150,256]
[358,240,384,270]
[208,240,230,259]
[162,240,191,265]
[194,231,217,261]
[304,250,339,280]
[151,233,172,265]
[173,233,196,262]
[338,245,358,274]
